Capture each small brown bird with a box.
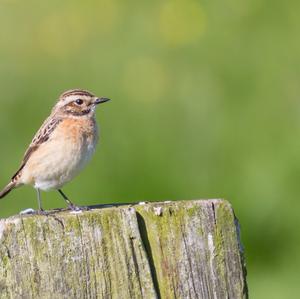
[0,89,110,212]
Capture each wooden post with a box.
[0,199,247,299]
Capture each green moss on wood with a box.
[136,200,247,299]
[0,200,247,299]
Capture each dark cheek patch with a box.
[64,102,91,116]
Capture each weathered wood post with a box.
[0,199,247,299]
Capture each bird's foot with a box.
[68,204,89,212]
[37,209,50,216]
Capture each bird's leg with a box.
[36,188,43,210]
[58,189,82,211]
[36,188,48,215]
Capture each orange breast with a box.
[58,117,98,144]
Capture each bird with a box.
[0,89,110,212]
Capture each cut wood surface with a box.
[0,199,248,299]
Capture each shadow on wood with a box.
[0,199,248,299]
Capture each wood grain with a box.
[0,200,247,299]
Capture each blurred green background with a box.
[0,0,299,297]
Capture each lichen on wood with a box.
[0,200,247,299]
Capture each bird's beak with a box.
[95,97,110,105]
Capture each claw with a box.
[68,204,89,212]
[37,209,49,216]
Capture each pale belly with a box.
[20,122,98,191]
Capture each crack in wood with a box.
[0,200,247,299]
[136,212,161,299]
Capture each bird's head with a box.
[53,89,110,117]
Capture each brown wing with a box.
[12,116,62,181]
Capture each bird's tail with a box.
[0,181,16,199]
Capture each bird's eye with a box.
[75,99,83,105]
